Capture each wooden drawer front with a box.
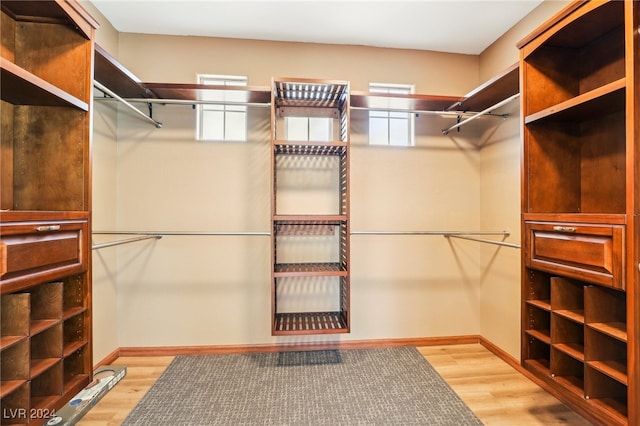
[0,220,87,292]
[525,222,624,290]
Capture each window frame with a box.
[196,74,248,142]
[368,82,415,147]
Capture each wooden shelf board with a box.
[524,358,551,375]
[274,141,347,156]
[350,91,461,112]
[63,340,87,358]
[553,375,584,396]
[524,78,625,124]
[94,44,153,99]
[274,262,347,277]
[554,309,585,324]
[144,82,270,104]
[62,307,86,321]
[0,335,27,351]
[587,322,627,343]
[30,319,61,336]
[526,299,551,311]
[553,343,585,361]
[587,360,628,385]
[30,358,59,379]
[1,58,88,110]
[526,329,551,345]
[273,214,347,223]
[0,379,27,398]
[273,78,349,109]
[273,312,348,335]
[450,62,519,112]
[587,397,628,422]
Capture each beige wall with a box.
[86,0,572,364]
[81,1,121,364]
[476,0,571,359]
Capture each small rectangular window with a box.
[369,83,414,146]
[197,74,248,142]
[285,117,333,142]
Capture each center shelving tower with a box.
[270,78,351,335]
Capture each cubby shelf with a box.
[0,58,88,110]
[271,77,350,335]
[273,312,348,334]
[0,0,95,422]
[520,0,633,410]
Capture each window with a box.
[368,83,414,146]
[285,117,333,142]
[197,74,247,141]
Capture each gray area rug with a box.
[122,347,482,425]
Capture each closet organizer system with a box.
[92,45,520,336]
[518,1,639,425]
[0,1,97,425]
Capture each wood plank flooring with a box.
[77,344,591,425]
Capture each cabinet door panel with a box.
[525,221,624,289]
[0,220,87,293]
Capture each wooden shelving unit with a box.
[0,1,97,424]
[518,1,638,424]
[270,78,351,335]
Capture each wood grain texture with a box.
[78,344,589,426]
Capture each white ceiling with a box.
[90,0,543,55]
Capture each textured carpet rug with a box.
[122,347,482,425]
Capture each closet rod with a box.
[446,234,520,249]
[442,93,520,135]
[94,97,271,108]
[93,230,270,236]
[351,230,510,236]
[92,234,162,250]
[350,106,506,118]
[94,81,163,128]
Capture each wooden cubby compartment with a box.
[551,346,584,394]
[524,269,551,309]
[1,292,29,349]
[63,345,89,393]
[550,277,584,323]
[524,109,626,214]
[1,4,92,212]
[585,327,627,385]
[62,274,87,319]
[585,366,628,421]
[0,380,29,425]
[551,313,584,362]
[30,360,63,419]
[273,145,348,216]
[525,303,551,344]
[522,0,626,215]
[584,285,627,342]
[522,0,624,117]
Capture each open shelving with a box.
[270,78,350,335]
[0,1,96,424]
[519,2,637,422]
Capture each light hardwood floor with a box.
[77,344,591,425]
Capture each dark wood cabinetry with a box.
[0,1,96,424]
[519,1,638,424]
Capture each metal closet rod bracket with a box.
[93,81,163,128]
[442,93,520,135]
[92,233,162,250]
[443,232,520,249]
